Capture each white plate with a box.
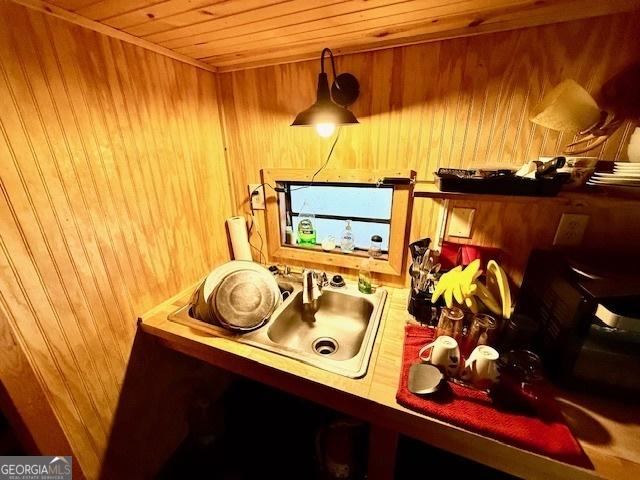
[614,164,640,170]
[593,172,640,179]
[588,178,640,186]
[586,182,640,193]
[589,176,640,183]
[589,175,640,182]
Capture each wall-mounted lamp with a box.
[291,48,360,137]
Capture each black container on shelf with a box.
[436,170,569,197]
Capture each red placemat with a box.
[396,325,591,468]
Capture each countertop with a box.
[139,284,640,480]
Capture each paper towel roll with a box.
[227,216,253,261]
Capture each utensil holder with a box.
[407,288,439,326]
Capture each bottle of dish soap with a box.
[340,220,355,253]
[358,258,372,294]
[297,213,316,247]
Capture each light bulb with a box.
[315,122,336,137]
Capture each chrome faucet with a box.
[273,265,328,320]
[274,265,328,301]
[302,269,328,322]
[302,269,328,305]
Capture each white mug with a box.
[419,335,461,377]
[461,345,500,388]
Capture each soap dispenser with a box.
[340,220,355,253]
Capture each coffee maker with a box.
[515,249,640,394]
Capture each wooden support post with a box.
[367,424,399,480]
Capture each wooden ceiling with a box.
[29,0,640,71]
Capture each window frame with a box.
[261,168,415,276]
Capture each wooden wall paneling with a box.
[67,23,179,310]
[0,303,84,479]
[443,195,640,287]
[10,0,218,72]
[0,11,116,465]
[218,12,640,285]
[0,1,232,477]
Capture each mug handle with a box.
[418,340,437,362]
[461,357,476,381]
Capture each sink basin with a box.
[268,290,373,361]
[168,282,387,378]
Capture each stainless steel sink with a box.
[268,290,374,361]
[168,282,387,378]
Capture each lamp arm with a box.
[320,48,337,83]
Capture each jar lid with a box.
[371,235,383,242]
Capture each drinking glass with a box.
[436,307,464,342]
[462,314,497,357]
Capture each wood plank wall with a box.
[218,12,640,284]
[0,1,232,477]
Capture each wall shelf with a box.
[413,182,640,206]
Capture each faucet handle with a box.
[316,271,329,288]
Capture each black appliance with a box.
[515,249,640,394]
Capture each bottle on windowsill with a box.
[340,220,355,253]
[297,213,316,247]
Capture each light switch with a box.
[448,208,475,238]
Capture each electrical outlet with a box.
[248,184,265,210]
[447,207,475,238]
[553,213,589,246]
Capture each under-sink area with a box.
[168,282,387,378]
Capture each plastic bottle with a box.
[358,236,382,294]
[358,257,372,294]
[297,213,316,247]
[285,225,295,245]
[340,220,355,253]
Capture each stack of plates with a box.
[587,163,640,190]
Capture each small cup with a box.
[461,345,500,388]
[419,335,461,377]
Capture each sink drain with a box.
[312,337,339,356]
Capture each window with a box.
[261,169,416,276]
[288,183,393,251]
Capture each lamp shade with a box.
[291,72,359,127]
[530,79,601,133]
